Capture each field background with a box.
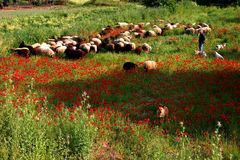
[0,1,240,159]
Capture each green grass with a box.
[0,1,240,159]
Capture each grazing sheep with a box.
[133,32,144,38]
[61,36,72,40]
[91,38,102,46]
[13,48,30,58]
[214,51,224,59]
[135,46,142,55]
[96,34,102,39]
[19,41,34,56]
[138,22,145,29]
[55,46,67,54]
[185,27,195,34]
[65,46,86,59]
[118,22,129,29]
[80,43,91,53]
[144,30,157,37]
[156,105,169,118]
[90,44,98,53]
[114,41,125,52]
[120,31,130,37]
[123,62,138,72]
[123,36,131,42]
[106,43,115,52]
[172,23,179,28]
[145,22,151,26]
[63,39,77,46]
[153,25,162,35]
[216,43,226,50]
[142,43,152,53]
[201,23,209,28]
[48,41,56,46]
[144,60,157,72]
[195,25,202,29]
[124,42,136,52]
[55,41,63,46]
[201,27,211,33]
[165,23,173,30]
[36,43,55,57]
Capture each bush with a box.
[0,78,97,159]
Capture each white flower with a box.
[179,121,184,126]
[217,121,222,128]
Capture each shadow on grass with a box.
[35,65,240,137]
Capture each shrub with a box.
[0,78,97,159]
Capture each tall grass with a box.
[0,78,97,159]
[0,1,239,159]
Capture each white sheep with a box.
[80,43,91,53]
[186,27,195,34]
[216,43,226,50]
[91,38,102,46]
[142,43,152,53]
[90,44,98,53]
[37,43,55,57]
[56,46,67,54]
[153,25,162,35]
[96,34,102,39]
[147,30,157,37]
[165,23,173,30]
[31,43,41,49]
[118,22,129,28]
[120,31,130,37]
[144,60,157,72]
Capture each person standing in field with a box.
[198,29,206,56]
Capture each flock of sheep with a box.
[12,20,228,119]
[14,20,225,75]
[13,20,212,59]
[12,20,227,72]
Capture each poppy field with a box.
[0,1,239,159]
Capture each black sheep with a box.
[65,46,86,59]
[19,41,36,55]
[13,48,31,58]
[123,62,138,72]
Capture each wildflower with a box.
[179,121,184,127]
[217,121,222,128]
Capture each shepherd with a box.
[198,29,206,56]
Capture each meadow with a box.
[0,1,240,159]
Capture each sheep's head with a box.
[156,105,169,118]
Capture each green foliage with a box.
[0,79,97,159]
[0,2,240,159]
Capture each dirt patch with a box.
[0,4,63,12]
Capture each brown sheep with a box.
[144,60,157,72]
[156,105,169,118]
